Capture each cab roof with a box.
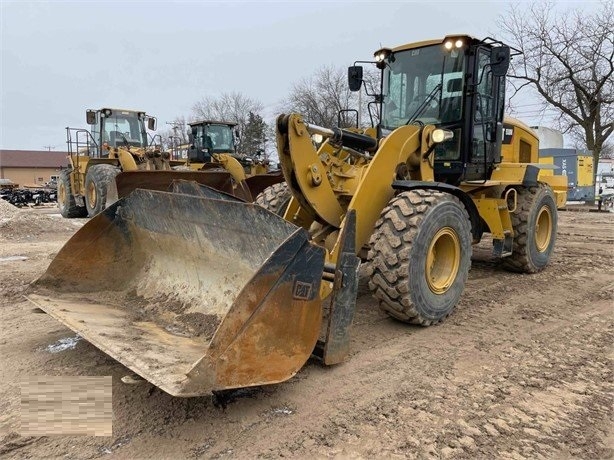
[389,35,480,53]
[189,120,237,127]
[98,108,146,114]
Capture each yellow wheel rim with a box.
[58,181,66,206]
[87,181,97,208]
[425,227,461,295]
[535,205,552,252]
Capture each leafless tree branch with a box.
[497,0,614,173]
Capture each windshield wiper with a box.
[405,83,442,125]
[118,132,130,148]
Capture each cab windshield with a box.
[194,124,235,153]
[381,44,465,131]
[102,112,147,147]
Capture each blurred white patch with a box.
[0,256,28,262]
[271,407,293,415]
[46,336,81,353]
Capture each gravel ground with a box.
[0,204,612,459]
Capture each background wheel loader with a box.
[29,35,567,397]
[58,107,163,218]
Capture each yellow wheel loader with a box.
[183,119,285,201]
[29,35,566,397]
[58,108,165,218]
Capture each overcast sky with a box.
[0,0,596,151]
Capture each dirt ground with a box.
[0,201,612,459]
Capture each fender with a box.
[392,180,484,242]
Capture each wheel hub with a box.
[87,181,97,208]
[425,227,461,295]
[58,182,66,207]
[535,205,552,252]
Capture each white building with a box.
[531,126,564,149]
[597,158,614,192]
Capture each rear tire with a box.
[255,183,292,216]
[84,164,120,217]
[57,170,86,218]
[367,190,472,325]
[502,184,557,273]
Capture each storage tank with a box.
[531,126,564,149]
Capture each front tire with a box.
[502,184,557,273]
[367,190,472,325]
[255,183,292,216]
[84,164,120,217]
[57,170,86,218]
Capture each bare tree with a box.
[192,92,265,155]
[279,65,358,128]
[360,65,382,127]
[279,64,382,130]
[498,1,614,173]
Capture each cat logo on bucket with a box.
[293,280,313,300]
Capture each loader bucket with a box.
[27,189,326,397]
[170,179,244,202]
[113,170,253,202]
[244,171,285,198]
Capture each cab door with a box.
[465,47,501,181]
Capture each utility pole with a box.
[358,90,362,127]
[165,121,185,159]
[42,145,56,151]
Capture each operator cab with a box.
[350,35,512,185]
[86,108,155,156]
[188,121,237,163]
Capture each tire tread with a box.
[57,169,86,218]
[85,164,120,217]
[502,184,556,274]
[366,190,472,326]
[255,183,291,216]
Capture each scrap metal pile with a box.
[0,188,57,207]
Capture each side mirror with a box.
[348,66,363,92]
[491,46,510,78]
[188,132,194,144]
[86,110,97,125]
[147,117,157,131]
